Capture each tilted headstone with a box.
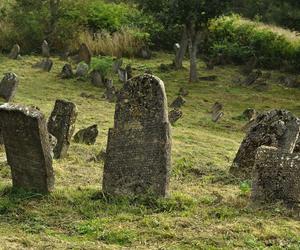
[0,73,19,102]
[230,109,300,179]
[252,146,300,205]
[74,124,98,145]
[102,74,172,197]
[0,104,54,193]
[8,44,20,59]
[78,43,92,65]
[170,95,186,109]
[75,62,89,77]
[60,64,74,79]
[47,100,78,159]
[42,40,50,57]
[211,102,224,123]
[33,58,53,72]
[169,109,183,125]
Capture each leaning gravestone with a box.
[8,44,20,59]
[91,70,104,87]
[102,74,172,197]
[230,109,300,179]
[0,104,54,193]
[74,124,98,145]
[60,64,74,79]
[169,109,183,125]
[33,58,53,72]
[42,40,50,57]
[211,102,224,123]
[47,100,78,159]
[252,146,300,205]
[170,96,186,109]
[0,73,19,102]
[78,43,92,65]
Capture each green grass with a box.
[0,52,299,249]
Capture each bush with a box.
[90,57,114,78]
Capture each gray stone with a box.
[103,85,117,103]
[252,146,300,205]
[75,62,89,77]
[0,73,19,102]
[91,70,104,87]
[60,64,73,79]
[118,68,128,83]
[47,100,78,159]
[212,111,224,123]
[102,74,171,197]
[42,40,50,57]
[278,76,299,88]
[74,124,98,145]
[125,65,133,80]
[112,58,123,74]
[170,96,186,109]
[169,109,183,125]
[33,58,53,72]
[211,102,224,123]
[244,70,262,86]
[230,109,300,179]
[0,104,54,193]
[78,43,92,65]
[294,137,300,153]
[8,44,20,59]
[48,133,58,157]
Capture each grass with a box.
[0,52,299,249]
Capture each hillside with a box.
[0,53,299,249]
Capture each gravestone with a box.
[0,73,19,102]
[170,96,186,109]
[169,109,183,125]
[252,146,300,205]
[91,70,104,87]
[33,58,53,72]
[230,109,300,179]
[243,108,257,121]
[118,68,128,83]
[42,40,50,57]
[60,64,74,79]
[8,44,20,59]
[112,58,123,74]
[102,74,172,197]
[75,62,89,77]
[78,43,92,65]
[103,85,117,103]
[74,124,98,145]
[212,102,224,123]
[0,104,54,193]
[47,100,78,159]
[125,65,133,80]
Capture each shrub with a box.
[90,56,114,78]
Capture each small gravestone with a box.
[42,40,50,57]
[112,58,123,74]
[0,104,54,193]
[8,44,20,59]
[252,146,300,205]
[125,65,133,80]
[60,64,73,79]
[33,58,53,72]
[211,102,224,123]
[169,109,183,125]
[48,133,58,157]
[170,96,186,109]
[118,68,127,83]
[47,100,78,159]
[75,62,89,77]
[0,73,19,102]
[103,85,116,103]
[74,125,98,145]
[78,43,92,65]
[230,109,300,179]
[102,74,171,197]
[244,70,262,86]
[243,108,257,121]
[178,87,189,97]
[91,70,104,87]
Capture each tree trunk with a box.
[47,0,60,39]
[174,26,188,70]
[188,29,202,83]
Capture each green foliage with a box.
[90,56,114,78]
[239,181,251,197]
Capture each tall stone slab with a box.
[252,146,300,205]
[102,74,172,197]
[230,109,300,179]
[0,104,54,193]
[42,40,50,57]
[47,100,77,159]
[0,73,19,102]
[8,44,20,59]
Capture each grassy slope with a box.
[0,53,299,249]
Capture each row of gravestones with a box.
[0,74,171,197]
[230,109,300,206]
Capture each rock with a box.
[102,74,171,197]
[74,124,99,145]
[0,73,19,102]
[90,70,104,87]
[278,76,300,88]
[103,85,116,103]
[32,58,53,72]
[75,62,89,77]
[170,96,186,109]
[8,44,20,59]
[112,58,123,74]
[0,104,54,193]
[60,64,73,79]
[169,109,183,125]
[178,87,189,97]
[230,109,300,179]
[138,48,152,59]
[78,43,92,65]
[125,64,133,80]
[212,111,224,123]
[118,68,127,83]
[42,40,50,57]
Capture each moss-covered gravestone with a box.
[47,100,78,159]
[102,74,172,197]
[0,104,54,193]
[0,73,19,102]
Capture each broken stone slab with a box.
[78,43,92,65]
[252,146,300,205]
[102,74,171,197]
[8,44,20,59]
[0,104,54,193]
[47,100,78,159]
[74,124,98,145]
[230,109,300,179]
[170,96,186,109]
[42,40,50,57]
[169,109,183,125]
[60,64,74,79]
[0,73,19,102]
[32,58,53,72]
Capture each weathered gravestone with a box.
[91,70,104,87]
[112,58,123,74]
[0,104,54,193]
[75,62,89,77]
[244,70,262,86]
[74,124,98,145]
[0,73,19,102]
[252,146,300,205]
[170,95,186,109]
[169,109,183,125]
[230,109,300,179]
[211,102,224,123]
[8,44,20,59]
[60,64,73,79]
[125,64,133,80]
[78,43,92,65]
[33,58,53,72]
[118,68,128,83]
[42,40,50,57]
[47,100,78,159]
[102,74,172,197]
